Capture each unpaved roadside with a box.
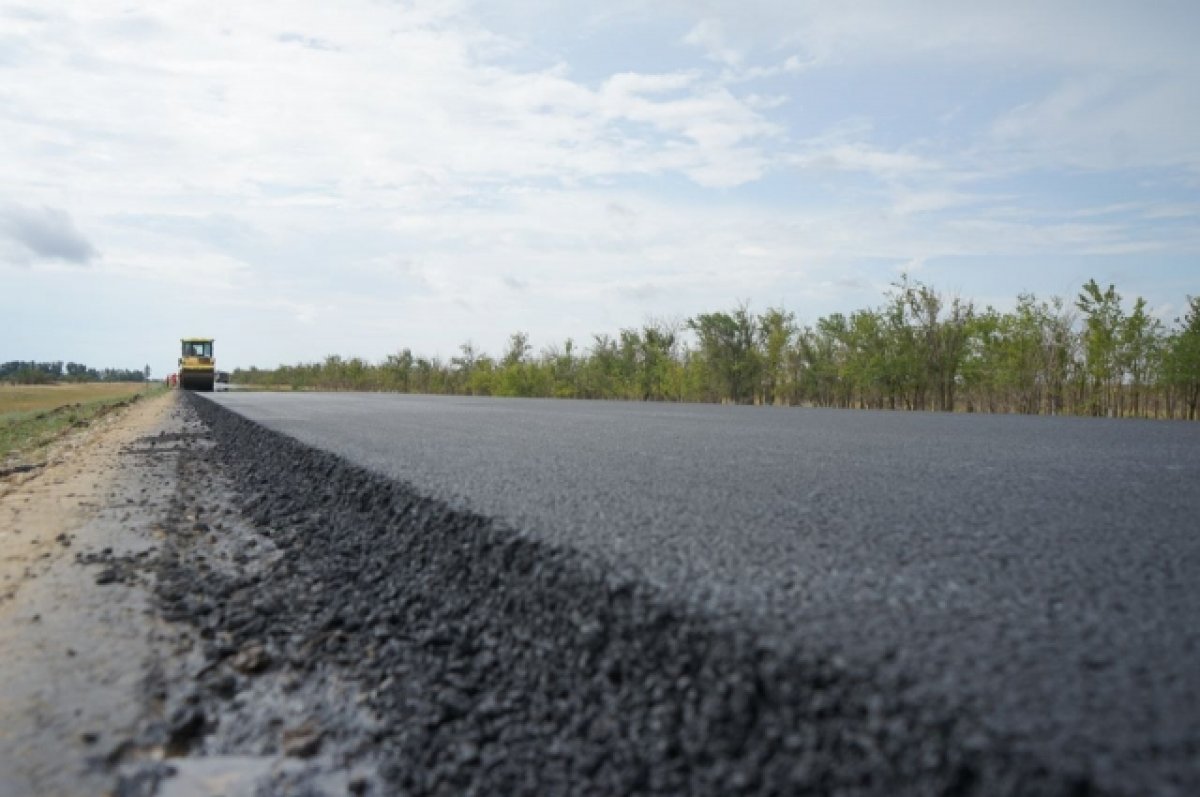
[1,391,374,797]
[0,391,180,795]
[0,391,166,605]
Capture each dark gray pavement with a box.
[208,392,1200,793]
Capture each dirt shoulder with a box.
[0,391,178,796]
[0,391,372,797]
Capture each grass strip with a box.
[0,387,164,464]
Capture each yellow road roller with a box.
[179,338,216,391]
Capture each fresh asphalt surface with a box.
[209,392,1200,791]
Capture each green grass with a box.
[0,383,165,464]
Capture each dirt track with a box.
[1,394,305,796]
[0,391,175,795]
[0,392,374,796]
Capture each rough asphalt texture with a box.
[183,392,1200,795]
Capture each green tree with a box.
[1119,297,1163,417]
[383,349,415,392]
[452,342,481,395]
[758,308,795,406]
[639,321,678,401]
[545,339,580,398]
[1076,279,1124,416]
[1164,297,1200,419]
[687,306,761,403]
[797,315,848,408]
[890,277,972,411]
[497,332,537,397]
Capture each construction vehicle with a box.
[179,338,216,391]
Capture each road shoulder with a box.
[0,392,206,796]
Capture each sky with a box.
[2,0,1198,377]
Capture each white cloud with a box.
[682,18,741,66]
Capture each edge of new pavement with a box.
[156,391,1119,796]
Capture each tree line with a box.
[1,361,152,385]
[233,278,1200,420]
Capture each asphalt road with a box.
[208,392,1200,793]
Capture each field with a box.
[0,382,158,462]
